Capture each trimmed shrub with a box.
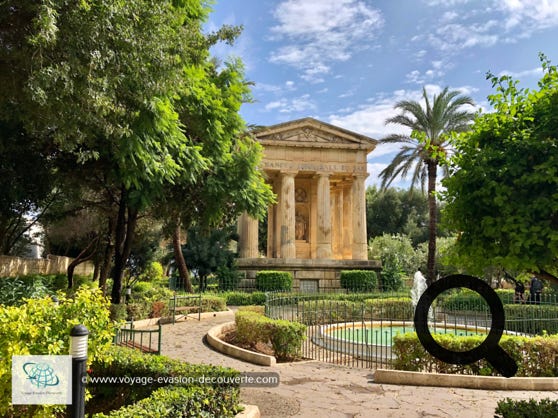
[238,305,265,315]
[235,310,306,360]
[495,398,558,418]
[221,291,267,306]
[504,304,558,335]
[364,297,413,320]
[90,346,241,417]
[340,270,378,292]
[201,295,227,312]
[392,333,558,377]
[296,299,363,325]
[255,271,292,292]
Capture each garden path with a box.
[160,311,558,418]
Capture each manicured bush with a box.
[296,299,363,325]
[392,332,558,377]
[0,288,118,417]
[340,270,378,292]
[364,297,413,320]
[504,304,558,335]
[379,253,405,291]
[90,346,241,417]
[221,291,267,306]
[201,295,227,312]
[235,310,306,360]
[237,305,265,315]
[495,398,558,418]
[255,271,292,291]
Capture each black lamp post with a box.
[69,324,89,418]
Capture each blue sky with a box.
[207,0,558,188]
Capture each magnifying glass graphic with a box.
[413,274,518,378]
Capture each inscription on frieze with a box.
[260,160,366,173]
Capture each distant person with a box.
[513,280,525,304]
[529,276,543,304]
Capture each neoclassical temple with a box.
[237,118,380,291]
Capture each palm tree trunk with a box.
[427,160,437,285]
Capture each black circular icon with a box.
[413,274,518,378]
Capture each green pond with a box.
[325,325,487,346]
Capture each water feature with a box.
[411,271,433,321]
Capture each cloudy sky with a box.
[207,0,558,188]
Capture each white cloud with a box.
[423,0,558,53]
[264,94,316,114]
[269,0,383,82]
[497,66,544,78]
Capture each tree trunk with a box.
[99,216,116,295]
[110,187,140,304]
[426,160,438,285]
[173,221,193,293]
[67,236,98,288]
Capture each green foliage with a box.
[200,295,227,312]
[126,284,174,320]
[0,288,117,417]
[216,265,242,291]
[340,270,378,292]
[443,54,558,281]
[366,187,434,245]
[139,261,164,282]
[218,291,267,306]
[369,234,423,276]
[90,346,241,417]
[392,333,558,377]
[182,226,238,291]
[235,310,306,361]
[255,271,293,291]
[364,297,414,320]
[379,253,405,291]
[495,398,558,418]
[0,274,95,305]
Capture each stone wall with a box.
[0,255,94,277]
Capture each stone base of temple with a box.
[236,258,381,292]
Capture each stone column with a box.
[267,177,277,258]
[351,174,368,260]
[316,172,332,259]
[342,182,353,259]
[279,171,296,259]
[237,212,259,258]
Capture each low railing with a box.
[265,290,558,369]
[169,294,202,323]
[114,320,162,355]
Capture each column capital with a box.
[353,172,370,180]
[313,171,331,178]
[279,170,298,178]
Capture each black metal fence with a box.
[265,290,558,369]
[114,319,162,355]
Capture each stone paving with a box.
[160,312,558,418]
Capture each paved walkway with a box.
[160,312,558,418]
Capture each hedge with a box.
[495,398,558,418]
[504,304,558,335]
[90,346,241,417]
[392,332,558,377]
[235,310,306,360]
[218,291,267,306]
[340,270,377,292]
[364,297,413,321]
[255,271,292,291]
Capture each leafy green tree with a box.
[443,54,558,284]
[0,1,224,302]
[366,186,432,245]
[157,58,273,293]
[379,87,475,284]
[182,226,237,292]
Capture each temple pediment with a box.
[254,118,377,151]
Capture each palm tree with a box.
[379,87,475,285]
